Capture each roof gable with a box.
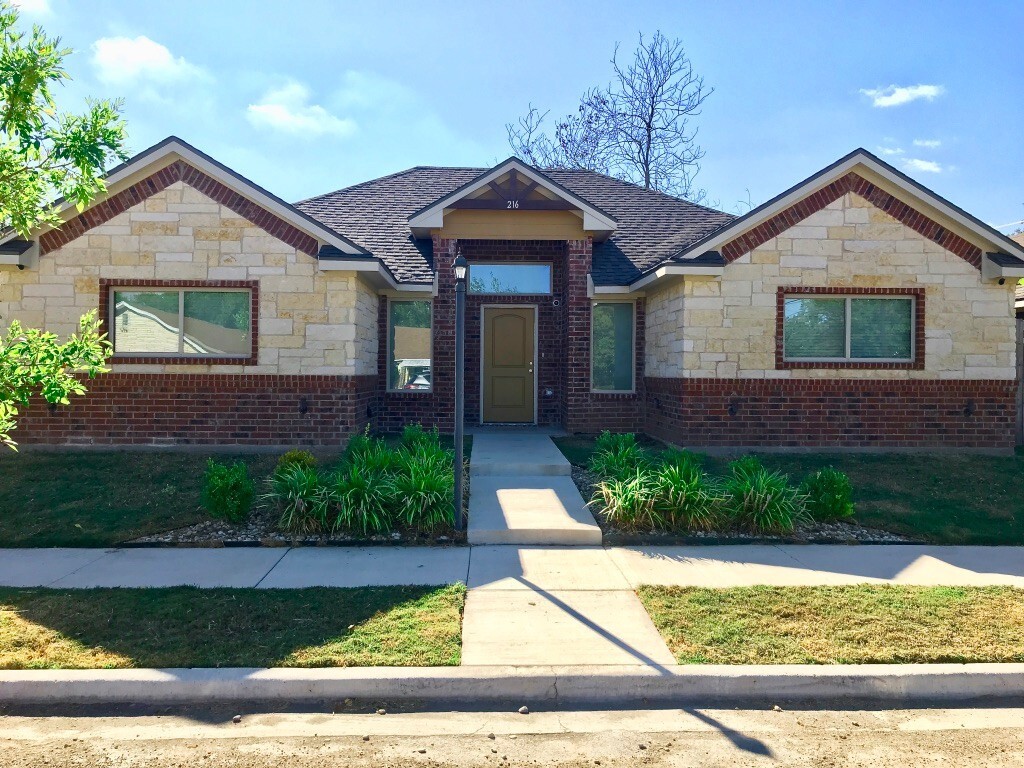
[8,136,368,258]
[664,149,1024,274]
[407,157,618,239]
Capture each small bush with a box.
[401,423,441,454]
[330,465,394,535]
[201,460,254,523]
[801,468,855,521]
[275,449,317,474]
[392,449,454,529]
[594,430,637,455]
[723,458,805,534]
[265,464,328,534]
[593,467,662,530]
[652,462,724,531]
[589,431,650,480]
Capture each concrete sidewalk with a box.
[3,544,1023,589]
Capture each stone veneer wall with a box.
[0,174,379,446]
[642,191,1018,450]
[645,192,1015,380]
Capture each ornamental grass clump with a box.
[652,461,725,531]
[392,446,455,530]
[593,466,662,530]
[723,456,806,534]
[265,464,329,534]
[200,459,255,523]
[800,467,855,521]
[329,464,395,535]
[589,431,651,480]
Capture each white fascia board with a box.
[408,158,618,233]
[629,264,723,291]
[0,139,366,257]
[0,241,37,268]
[672,152,1024,263]
[982,256,1024,281]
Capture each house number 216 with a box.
[506,200,520,209]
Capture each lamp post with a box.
[452,252,468,531]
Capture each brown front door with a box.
[482,306,535,423]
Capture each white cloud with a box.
[91,36,207,86]
[913,138,942,149]
[876,146,905,157]
[247,81,357,138]
[903,158,942,173]
[10,0,50,16]
[860,84,945,108]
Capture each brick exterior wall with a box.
[14,373,376,447]
[644,377,1016,450]
[372,237,648,434]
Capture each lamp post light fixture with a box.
[452,251,468,531]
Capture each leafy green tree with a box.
[0,3,126,447]
[1,311,111,449]
[0,2,127,235]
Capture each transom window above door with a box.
[468,263,552,295]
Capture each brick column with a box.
[432,235,458,433]
[565,237,593,432]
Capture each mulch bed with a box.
[571,466,914,546]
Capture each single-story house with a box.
[2,136,1023,450]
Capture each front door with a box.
[482,306,535,423]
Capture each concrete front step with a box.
[469,432,571,477]
[468,475,602,546]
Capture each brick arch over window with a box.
[721,172,983,268]
[39,160,320,256]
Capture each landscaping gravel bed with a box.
[570,466,914,545]
[127,504,466,547]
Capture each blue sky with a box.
[14,0,1024,230]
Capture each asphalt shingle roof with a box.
[295,167,734,285]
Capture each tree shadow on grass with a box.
[0,585,464,670]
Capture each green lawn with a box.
[638,585,1024,664]
[703,451,1024,545]
[555,435,1024,545]
[0,451,279,547]
[0,584,465,669]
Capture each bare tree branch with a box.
[507,30,712,202]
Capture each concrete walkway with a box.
[467,432,601,545]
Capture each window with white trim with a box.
[591,301,635,391]
[387,299,432,391]
[112,288,251,357]
[783,295,914,362]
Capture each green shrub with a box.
[652,462,724,531]
[275,449,317,474]
[659,449,705,474]
[801,468,855,521]
[723,457,806,534]
[392,449,454,529]
[593,467,663,530]
[265,464,328,534]
[401,423,441,453]
[330,465,394,535]
[589,431,650,480]
[200,459,254,523]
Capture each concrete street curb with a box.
[2,664,1023,706]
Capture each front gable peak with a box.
[407,157,617,240]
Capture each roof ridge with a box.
[295,166,429,205]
